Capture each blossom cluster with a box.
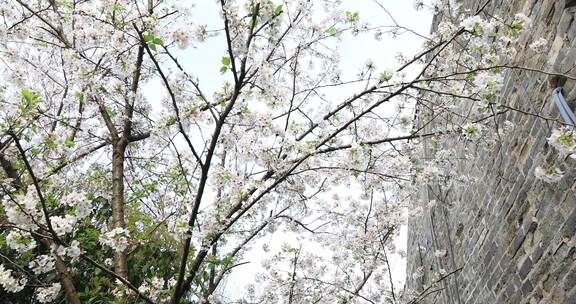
[29,255,55,275]
[6,230,36,253]
[534,166,564,183]
[0,264,27,293]
[529,38,548,53]
[36,283,61,303]
[99,228,131,252]
[138,277,169,302]
[547,127,576,158]
[534,127,576,183]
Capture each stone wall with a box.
[406,0,576,303]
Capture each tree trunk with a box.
[112,143,128,278]
[38,238,81,304]
[54,253,81,304]
[2,151,81,304]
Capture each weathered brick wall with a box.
[406,1,576,303]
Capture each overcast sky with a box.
[142,0,433,106]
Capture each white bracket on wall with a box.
[553,87,576,126]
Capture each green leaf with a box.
[274,5,283,16]
[240,103,250,115]
[344,11,359,23]
[379,71,392,82]
[220,66,228,74]
[64,137,75,148]
[74,91,84,102]
[221,57,231,66]
[153,37,164,46]
[143,183,157,192]
[148,42,157,51]
[143,34,154,43]
[106,107,116,118]
[31,147,40,155]
[21,89,31,102]
[324,27,337,35]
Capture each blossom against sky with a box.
[140,0,434,299]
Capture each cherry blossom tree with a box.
[0,0,572,303]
